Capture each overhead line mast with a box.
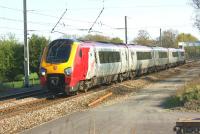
[23,0,29,87]
[125,16,128,44]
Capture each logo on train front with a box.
[53,66,57,70]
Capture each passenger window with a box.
[99,51,120,64]
[172,52,178,57]
[158,52,167,58]
[137,52,152,60]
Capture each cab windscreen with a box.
[46,39,72,63]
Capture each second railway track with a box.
[0,89,48,102]
[0,84,118,120]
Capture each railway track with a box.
[0,84,118,120]
[0,89,48,102]
[0,60,197,121]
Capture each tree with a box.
[176,33,198,43]
[191,0,200,9]
[0,35,23,81]
[161,29,178,48]
[29,34,49,75]
[79,34,123,44]
[63,34,80,39]
[191,0,200,31]
[132,30,156,46]
[110,37,123,44]
[79,34,110,42]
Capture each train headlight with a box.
[40,68,47,76]
[64,67,72,76]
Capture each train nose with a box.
[47,74,65,93]
[50,77,59,86]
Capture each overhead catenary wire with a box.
[0,4,116,29]
[0,16,193,32]
[0,16,56,26]
[88,7,104,33]
[51,8,68,33]
[0,4,186,12]
[0,4,196,40]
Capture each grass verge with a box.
[0,73,39,91]
[164,76,200,111]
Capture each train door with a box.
[120,47,128,73]
[80,48,89,79]
[86,47,96,79]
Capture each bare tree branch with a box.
[192,0,200,9]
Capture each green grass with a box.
[164,78,200,110]
[1,79,40,89]
[0,73,40,90]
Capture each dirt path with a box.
[23,63,200,134]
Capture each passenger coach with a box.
[39,39,185,94]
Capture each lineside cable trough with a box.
[174,118,200,134]
[88,92,112,107]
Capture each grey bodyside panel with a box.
[95,47,124,77]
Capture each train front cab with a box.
[39,39,88,94]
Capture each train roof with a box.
[127,44,153,51]
[79,41,127,49]
[50,39,184,52]
[177,49,185,52]
[168,48,180,52]
[152,46,168,51]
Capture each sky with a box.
[0,0,199,43]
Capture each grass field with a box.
[0,73,40,90]
[0,79,40,89]
[164,76,200,111]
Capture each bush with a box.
[29,73,39,79]
[163,96,183,108]
[181,87,200,102]
[164,80,200,110]
[14,74,24,81]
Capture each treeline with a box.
[0,34,49,82]
[0,36,23,82]
[185,46,200,59]
[0,31,199,82]
[132,30,199,48]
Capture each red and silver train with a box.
[39,39,185,94]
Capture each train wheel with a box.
[71,91,78,95]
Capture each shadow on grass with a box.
[160,96,183,109]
